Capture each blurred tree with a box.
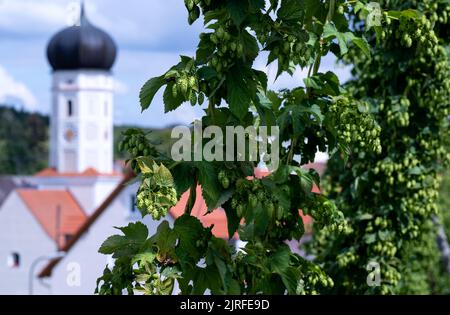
[0,106,49,175]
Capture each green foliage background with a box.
[310,0,450,294]
[0,106,49,174]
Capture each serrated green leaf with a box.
[117,221,148,241]
[352,37,371,57]
[163,82,184,113]
[278,0,304,21]
[132,252,156,267]
[224,199,240,239]
[149,221,177,261]
[154,163,174,186]
[254,70,268,91]
[140,76,165,111]
[364,233,376,244]
[174,214,206,263]
[227,0,247,26]
[226,69,251,119]
[322,22,337,39]
[172,163,195,197]
[99,222,149,258]
[195,162,223,211]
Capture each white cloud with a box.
[0,65,38,111]
[0,0,67,35]
[0,0,202,51]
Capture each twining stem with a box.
[312,51,322,75]
[168,161,181,170]
[326,0,336,22]
[294,1,335,164]
[208,99,216,123]
[185,172,198,215]
[287,138,297,164]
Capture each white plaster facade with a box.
[0,191,56,295]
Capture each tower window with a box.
[7,252,20,268]
[67,100,73,117]
[130,195,137,213]
[104,102,108,116]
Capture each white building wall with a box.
[68,178,122,215]
[0,192,55,295]
[50,70,114,174]
[48,183,173,295]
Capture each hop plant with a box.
[328,96,382,154]
[163,63,206,107]
[118,129,158,173]
[135,161,178,220]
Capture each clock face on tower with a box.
[63,124,78,143]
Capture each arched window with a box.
[7,252,20,268]
[67,100,73,117]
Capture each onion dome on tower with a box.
[47,4,117,71]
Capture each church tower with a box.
[46,4,117,174]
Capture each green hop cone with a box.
[249,194,257,208]
[172,83,178,98]
[267,202,274,218]
[190,92,197,106]
[185,0,194,11]
[198,92,205,105]
[276,205,284,220]
[237,204,244,217]
[236,43,244,56]
[188,6,200,25]
[188,76,196,89]
[216,27,224,39]
[179,78,188,95]
[221,177,230,189]
[218,170,226,181]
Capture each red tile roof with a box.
[16,189,87,248]
[35,167,122,178]
[38,173,135,278]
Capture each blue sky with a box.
[0,0,351,128]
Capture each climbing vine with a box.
[94,0,409,295]
[311,0,450,294]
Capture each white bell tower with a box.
[47,4,117,174]
[49,71,115,173]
